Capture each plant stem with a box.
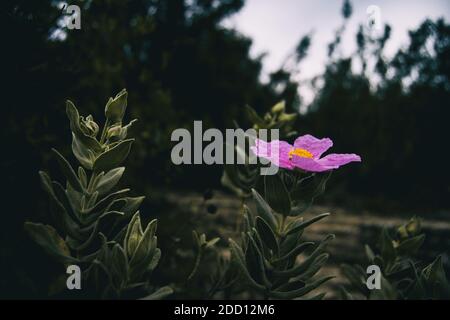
[100,119,110,144]
[279,215,287,234]
[187,250,203,282]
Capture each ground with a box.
[163,191,450,299]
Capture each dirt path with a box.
[164,191,450,299]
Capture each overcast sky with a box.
[224,0,450,105]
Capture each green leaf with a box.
[24,222,78,264]
[39,172,84,241]
[422,255,450,299]
[380,228,396,269]
[94,139,134,173]
[82,188,130,217]
[264,174,291,215]
[275,279,305,292]
[251,189,278,230]
[69,211,124,251]
[339,287,354,300]
[148,248,161,272]
[396,234,425,257]
[341,264,367,294]
[255,216,278,254]
[246,233,271,288]
[108,196,145,219]
[52,181,82,224]
[369,275,397,300]
[242,206,254,231]
[124,212,143,258]
[365,244,375,262]
[96,211,125,237]
[140,286,173,300]
[308,292,327,300]
[228,238,265,291]
[297,253,329,280]
[270,276,333,299]
[205,237,220,249]
[96,167,125,196]
[274,234,334,279]
[66,100,102,152]
[251,227,270,258]
[105,89,128,124]
[279,230,303,257]
[274,241,314,263]
[130,236,157,282]
[52,149,84,193]
[130,219,157,266]
[78,167,88,188]
[111,244,129,289]
[285,213,330,236]
[271,101,285,114]
[290,172,331,215]
[72,133,96,169]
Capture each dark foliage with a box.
[1,0,449,298]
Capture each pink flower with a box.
[250,134,361,172]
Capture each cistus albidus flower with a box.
[250,134,361,172]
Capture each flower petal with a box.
[317,153,361,168]
[250,139,293,169]
[291,157,335,172]
[293,134,333,158]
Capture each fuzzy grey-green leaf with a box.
[94,139,134,173]
[24,222,78,264]
[96,167,125,196]
[52,148,84,193]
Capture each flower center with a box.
[288,148,313,160]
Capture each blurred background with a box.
[1,0,449,298]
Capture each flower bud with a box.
[105,89,128,124]
[271,101,285,114]
[125,213,143,258]
[405,217,421,236]
[278,112,297,122]
[80,115,99,137]
[106,124,124,142]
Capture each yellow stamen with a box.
[288,148,313,160]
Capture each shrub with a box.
[340,217,450,299]
[24,90,171,299]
